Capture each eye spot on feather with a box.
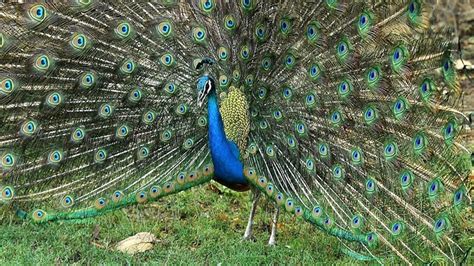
[149,186,161,199]
[1,186,14,200]
[111,191,124,203]
[257,176,267,188]
[285,198,295,212]
[244,167,256,180]
[391,222,403,236]
[48,149,64,166]
[350,147,363,165]
[61,195,75,208]
[282,86,293,100]
[120,59,136,75]
[98,103,113,119]
[312,206,323,219]
[128,88,143,103]
[29,4,47,23]
[115,124,130,139]
[163,182,175,193]
[240,45,251,60]
[399,170,414,191]
[279,18,291,35]
[294,206,303,217]
[392,97,408,119]
[308,63,322,80]
[70,33,89,51]
[329,110,343,127]
[46,91,63,107]
[427,178,443,201]
[80,72,96,89]
[442,120,456,144]
[71,127,85,143]
[324,216,332,227]
[192,26,207,43]
[351,215,363,229]
[453,188,465,207]
[157,21,173,38]
[390,45,409,73]
[255,24,267,42]
[283,53,296,69]
[366,232,378,247]
[115,22,133,39]
[20,119,39,137]
[200,0,215,12]
[32,209,47,222]
[142,110,157,125]
[275,192,285,205]
[318,143,329,158]
[0,78,16,96]
[160,129,173,142]
[433,216,450,235]
[136,191,147,203]
[160,53,175,67]
[305,157,315,172]
[136,146,150,160]
[94,197,107,209]
[185,171,198,182]
[223,14,237,30]
[33,54,53,73]
[94,148,107,163]
[332,164,344,180]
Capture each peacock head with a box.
[195,57,216,108]
[196,75,215,108]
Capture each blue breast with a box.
[207,93,249,191]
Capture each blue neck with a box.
[207,91,249,191]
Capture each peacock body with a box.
[0,0,472,263]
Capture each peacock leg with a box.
[243,188,260,240]
[268,206,280,246]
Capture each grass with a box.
[0,182,472,265]
[0,182,360,265]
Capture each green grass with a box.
[0,182,361,265]
[0,182,472,265]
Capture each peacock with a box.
[0,0,472,263]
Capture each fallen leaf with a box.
[116,232,157,255]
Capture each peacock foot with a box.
[268,207,280,246]
[242,189,260,241]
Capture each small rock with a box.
[116,232,157,255]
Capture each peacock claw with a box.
[268,239,276,246]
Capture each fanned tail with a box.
[0,1,471,264]
[0,2,217,221]
[241,0,471,264]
